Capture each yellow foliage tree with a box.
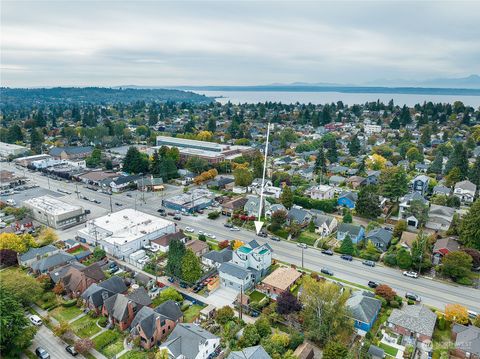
[196,131,213,142]
[0,233,36,253]
[232,240,244,250]
[37,227,59,246]
[232,162,249,170]
[445,304,469,324]
[366,154,387,170]
[193,168,218,185]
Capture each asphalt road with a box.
[29,325,82,359]
[5,162,480,313]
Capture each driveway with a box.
[206,287,238,307]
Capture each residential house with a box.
[186,239,209,257]
[30,252,76,274]
[329,175,346,187]
[367,345,385,359]
[221,197,248,216]
[337,223,365,244]
[202,248,233,269]
[433,185,451,197]
[231,240,272,280]
[346,291,382,334]
[102,287,152,331]
[388,305,437,345]
[415,163,429,173]
[313,214,338,237]
[398,192,429,228]
[110,175,141,193]
[18,244,60,267]
[244,195,271,217]
[365,170,381,185]
[130,300,184,350]
[257,267,302,300]
[219,262,255,291]
[265,203,286,218]
[337,191,358,209]
[298,167,315,181]
[207,176,235,191]
[399,231,417,252]
[287,206,312,226]
[346,176,366,189]
[49,146,93,160]
[81,276,128,313]
[411,175,430,196]
[61,262,105,297]
[425,204,455,232]
[305,185,335,200]
[454,180,477,204]
[159,323,221,359]
[432,237,461,264]
[365,228,393,252]
[228,346,272,359]
[451,324,480,359]
[150,231,188,253]
[137,177,164,192]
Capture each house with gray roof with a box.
[425,204,455,232]
[454,180,477,204]
[30,252,75,274]
[18,244,60,267]
[451,324,480,359]
[159,323,221,359]
[287,206,312,226]
[367,345,385,359]
[228,345,272,359]
[398,192,429,228]
[202,248,233,269]
[329,175,346,186]
[265,203,286,217]
[346,291,382,334]
[433,185,451,196]
[313,214,338,237]
[244,195,271,217]
[388,304,437,344]
[337,223,365,243]
[219,262,255,291]
[366,228,393,252]
[49,146,93,160]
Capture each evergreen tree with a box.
[280,185,294,210]
[348,135,361,156]
[339,235,355,255]
[123,146,149,174]
[469,156,480,187]
[429,152,443,175]
[7,124,24,143]
[30,129,44,154]
[314,149,327,175]
[380,166,408,202]
[166,239,186,278]
[356,185,381,218]
[445,142,468,180]
[323,342,349,359]
[460,199,480,250]
[326,145,338,163]
[207,117,217,133]
[181,249,202,283]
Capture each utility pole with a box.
[301,247,304,268]
[109,195,113,213]
[239,284,243,320]
[75,183,80,199]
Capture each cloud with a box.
[1,0,479,86]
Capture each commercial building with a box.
[162,188,214,213]
[24,195,86,229]
[14,154,51,167]
[156,135,255,164]
[0,142,29,158]
[77,209,176,259]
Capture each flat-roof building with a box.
[162,188,214,213]
[0,142,29,158]
[24,195,86,229]
[155,136,255,164]
[77,209,176,259]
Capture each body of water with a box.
[195,90,480,107]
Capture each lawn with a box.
[71,315,102,338]
[432,322,453,359]
[49,305,83,322]
[182,304,205,323]
[249,290,267,303]
[271,228,289,239]
[119,351,148,359]
[93,330,125,359]
[297,231,318,246]
[379,343,399,357]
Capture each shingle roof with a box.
[81,284,114,308]
[338,223,363,237]
[388,305,437,337]
[366,228,393,245]
[346,291,382,324]
[99,276,127,294]
[219,262,251,279]
[155,300,183,322]
[31,252,75,272]
[127,287,152,307]
[455,180,477,192]
[19,245,58,262]
[161,324,219,359]
[454,325,480,356]
[228,345,272,359]
[202,248,233,264]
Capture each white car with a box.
[184,227,194,233]
[230,226,240,231]
[198,231,204,236]
[297,243,308,249]
[403,271,419,278]
[29,314,43,326]
[206,233,216,239]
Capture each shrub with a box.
[62,299,77,307]
[383,253,397,267]
[88,311,98,318]
[98,316,108,327]
[456,277,473,286]
[208,211,220,220]
[389,300,400,308]
[438,316,446,330]
[407,299,415,305]
[74,338,93,354]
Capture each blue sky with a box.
[1,1,479,87]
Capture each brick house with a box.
[387,305,437,344]
[450,324,480,359]
[257,267,302,300]
[81,276,128,314]
[61,262,105,298]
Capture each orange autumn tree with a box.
[445,304,469,324]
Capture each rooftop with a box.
[24,195,83,215]
[261,267,302,291]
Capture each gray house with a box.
[219,262,255,291]
[18,244,60,267]
[365,228,393,252]
[228,346,272,359]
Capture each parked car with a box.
[257,231,268,238]
[35,347,50,359]
[65,345,78,356]
[168,277,175,283]
[340,254,353,261]
[230,226,240,231]
[167,212,175,216]
[321,249,334,256]
[362,260,376,267]
[403,271,419,278]
[197,209,204,214]
[224,223,233,228]
[126,193,132,197]
[205,233,216,239]
[321,268,334,276]
[405,292,421,302]
[157,208,165,213]
[184,227,194,233]
[297,243,307,249]
[115,202,123,206]
[93,199,101,204]
[173,215,182,220]
[29,315,43,326]
[179,282,188,289]
[270,236,280,242]
[367,281,380,288]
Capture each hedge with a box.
[62,299,77,307]
[293,196,337,213]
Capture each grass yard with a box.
[71,315,102,338]
[93,330,125,359]
[249,290,267,303]
[271,228,289,239]
[49,305,83,322]
[182,304,205,323]
[379,343,399,357]
[432,322,453,359]
[119,350,149,359]
[297,231,318,246]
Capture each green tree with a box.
[207,117,217,133]
[348,135,361,156]
[233,168,253,187]
[254,316,271,337]
[396,248,413,269]
[239,324,260,348]
[270,210,287,232]
[181,249,202,283]
[0,268,43,305]
[0,289,37,357]
[441,251,472,281]
[86,148,102,168]
[339,235,355,255]
[342,210,353,223]
[429,152,444,175]
[314,149,327,175]
[30,128,44,154]
[405,199,429,228]
[460,199,480,250]
[157,287,183,304]
[186,157,209,174]
[166,239,186,278]
[123,146,149,174]
[469,156,480,187]
[215,306,235,325]
[280,185,294,210]
[323,342,349,359]
[7,124,24,143]
[356,185,381,218]
[445,142,468,179]
[380,166,408,202]
[393,220,407,239]
[300,277,353,347]
[445,167,462,187]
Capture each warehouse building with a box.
[77,209,176,259]
[24,195,86,229]
[162,189,214,213]
[0,142,29,158]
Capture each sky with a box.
[1,0,480,87]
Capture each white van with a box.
[29,314,43,326]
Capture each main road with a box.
[4,162,480,313]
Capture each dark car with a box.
[405,292,421,302]
[115,202,123,206]
[126,193,132,197]
[168,277,175,283]
[179,282,188,289]
[65,345,78,356]
[224,223,233,228]
[197,209,204,214]
[340,254,353,261]
[257,231,268,237]
[321,268,334,276]
[84,209,91,215]
[157,208,165,213]
[93,199,101,204]
[167,212,175,216]
[270,236,280,242]
[362,260,376,267]
[367,281,379,288]
[321,249,334,256]
[173,215,181,220]
[35,347,50,359]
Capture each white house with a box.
[305,185,335,200]
[454,180,476,204]
[364,124,382,135]
[313,214,338,237]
